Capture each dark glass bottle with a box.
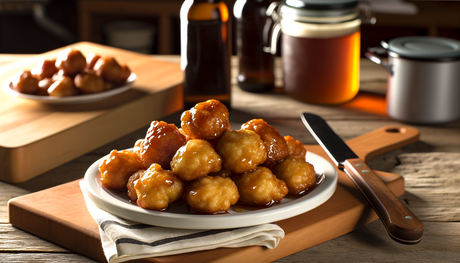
[234,0,275,92]
[180,0,231,109]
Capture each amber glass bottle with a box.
[180,0,231,109]
[234,0,274,92]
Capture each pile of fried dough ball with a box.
[11,48,131,96]
[99,99,317,214]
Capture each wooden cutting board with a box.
[0,42,184,183]
[8,125,419,263]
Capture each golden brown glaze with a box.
[232,166,288,207]
[208,169,233,178]
[55,48,86,77]
[93,56,122,83]
[273,155,316,195]
[48,76,78,96]
[241,119,289,166]
[74,70,105,94]
[99,150,144,190]
[118,64,131,83]
[127,169,146,202]
[85,53,101,70]
[136,121,187,170]
[284,135,307,158]
[11,70,39,95]
[31,59,58,80]
[181,99,231,142]
[135,163,184,211]
[37,78,53,96]
[185,175,239,214]
[215,130,267,174]
[171,139,222,181]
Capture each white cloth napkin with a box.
[79,181,285,263]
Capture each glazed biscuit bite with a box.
[185,175,239,214]
[93,56,122,83]
[135,164,184,211]
[136,121,187,170]
[37,78,53,95]
[233,167,288,207]
[181,99,231,142]
[99,149,144,190]
[127,169,145,202]
[273,155,316,195]
[48,75,78,96]
[215,130,267,174]
[31,59,58,80]
[171,139,222,181]
[118,64,131,83]
[284,135,307,158]
[74,70,105,94]
[241,119,289,166]
[55,48,86,77]
[12,70,39,94]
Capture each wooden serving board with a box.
[0,42,184,183]
[8,125,419,263]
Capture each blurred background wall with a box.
[0,0,459,55]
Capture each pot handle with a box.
[365,46,393,75]
[263,1,282,55]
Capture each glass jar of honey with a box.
[266,0,369,105]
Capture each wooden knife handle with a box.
[344,158,424,244]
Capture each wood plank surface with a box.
[0,43,184,183]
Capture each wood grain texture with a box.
[391,152,460,222]
[275,221,460,263]
[0,42,184,183]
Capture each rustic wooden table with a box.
[1,55,459,262]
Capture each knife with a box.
[301,113,424,244]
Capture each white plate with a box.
[83,151,337,229]
[2,73,136,105]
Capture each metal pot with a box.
[366,36,460,124]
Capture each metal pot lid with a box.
[387,36,460,59]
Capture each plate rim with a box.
[2,73,136,105]
[83,150,338,229]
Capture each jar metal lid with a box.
[286,0,358,10]
[282,0,358,22]
[281,17,360,38]
[387,36,460,59]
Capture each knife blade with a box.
[301,113,424,244]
